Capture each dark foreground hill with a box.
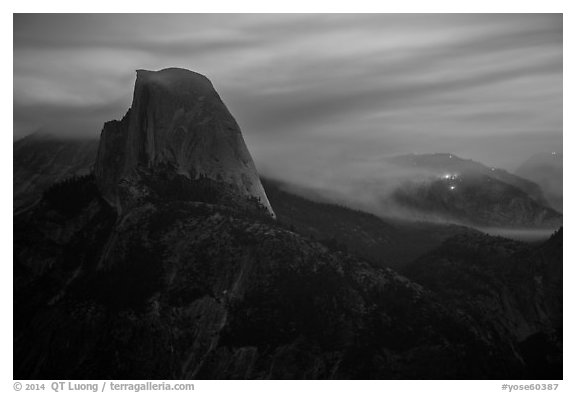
[15,174,550,379]
[404,229,563,379]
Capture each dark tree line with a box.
[42,173,100,217]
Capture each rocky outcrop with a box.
[95,68,274,216]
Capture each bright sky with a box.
[13,14,562,172]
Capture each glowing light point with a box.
[450,186,456,190]
[552,152,557,155]
[491,167,495,171]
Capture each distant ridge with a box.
[386,153,561,227]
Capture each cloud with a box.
[14,13,562,175]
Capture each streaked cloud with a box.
[14,13,562,171]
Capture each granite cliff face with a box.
[95,68,273,216]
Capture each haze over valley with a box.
[13,14,563,380]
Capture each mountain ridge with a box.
[386,153,561,228]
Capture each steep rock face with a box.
[95,68,273,216]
